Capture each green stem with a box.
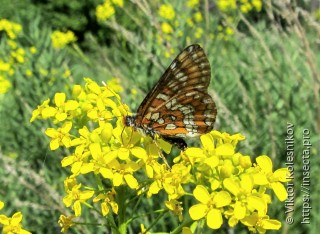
[117,186,127,234]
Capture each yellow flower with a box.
[161,22,173,34]
[0,19,22,39]
[7,40,17,49]
[240,2,252,13]
[30,98,57,122]
[139,224,150,234]
[165,199,183,221]
[194,12,203,22]
[53,92,79,122]
[0,60,11,72]
[252,0,262,12]
[195,27,203,39]
[189,185,231,229]
[159,4,175,20]
[224,175,267,219]
[253,155,290,201]
[217,0,237,12]
[63,69,71,78]
[131,88,137,96]
[187,18,194,27]
[29,46,37,54]
[93,189,119,216]
[0,76,11,94]
[187,0,199,8]
[45,121,73,150]
[0,212,31,234]
[241,212,281,233]
[62,183,95,216]
[51,30,77,49]
[225,26,234,36]
[58,215,75,233]
[25,69,33,77]
[96,0,115,21]
[112,0,123,7]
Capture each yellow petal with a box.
[90,143,101,159]
[200,134,214,151]
[50,139,60,150]
[189,204,207,220]
[271,182,288,201]
[223,178,240,196]
[11,212,23,225]
[42,106,56,118]
[207,208,222,229]
[131,147,147,159]
[65,100,79,110]
[118,148,129,160]
[100,168,113,178]
[253,172,269,185]
[185,148,205,158]
[216,143,234,156]
[73,200,81,216]
[256,155,273,173]
[124,174,138,189]
[214,191,231,207]
[79,190,94,200]
[61,156,74,167]
[274,168,290,182]
[45,128,57,137]
[193,185,210,203]
[247,196,267,215]
[54,92,66,107]
[234,201,246,219]
[113,173,123,186]
[101,202,110,216]
[261,218,282,230]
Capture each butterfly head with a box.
[124,115,136,127]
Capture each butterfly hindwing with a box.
[134,44,216,138]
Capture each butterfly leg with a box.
[162,136,187,151]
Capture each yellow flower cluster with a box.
[0,75,11,94]
[0,201,31,234]
[157,3,205,57]
[217,0,262,13]
[96,0,123,21]
[159,4,175,20]
[51,30,77,49]
[0,19,22,39]
[31,79,289,232]
[0,19,25,94]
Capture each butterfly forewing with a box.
[127,44,217,149]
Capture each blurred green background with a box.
[0,0,319,233]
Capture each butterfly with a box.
[125,44,217,150]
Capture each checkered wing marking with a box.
[134,44,217,137]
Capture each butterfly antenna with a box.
[152,136,171,169]
[102,81,123,106]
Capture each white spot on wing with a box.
[151,112,160,121]
[170,61,177,70]
[157,118,164,124]
[165,123,177,130]
[186,132,200,137]
[156,93,169,101]
[176,72,185,79]
[165,98,177,109]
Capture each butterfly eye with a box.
[125,44,217,150]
